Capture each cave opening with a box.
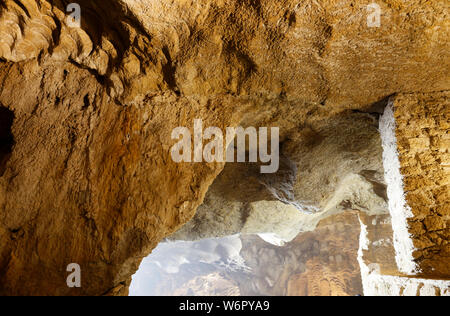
[130,112,394,296]
[0,106,14,176]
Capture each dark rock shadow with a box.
[0,106,14,176]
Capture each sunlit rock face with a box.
[358,212,450,296]
[0,0,448,295]
[380,92,450,278]
[238,212,364,296]
[131,212,363,296]
[129,235,246,296]
[170,111,389,242]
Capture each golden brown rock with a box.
[393,92,450,278]
[0,0,448,295]
[285,212,364,296]
[234,212,363,296]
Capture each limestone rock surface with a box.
[0,0,448,295]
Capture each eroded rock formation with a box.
[0,0,448,295]
[239,212,363,296]
[170,111,388,242]
[380,92,450,278]
[131,212,363,296]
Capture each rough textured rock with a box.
[1,0,449,106]
[0,0,448,295]
[239,212,363,296]
[0,63,237,295]
[170,111,389,242]
[392,92,450,278]
[131,212,363,296]
[358,212,450,296]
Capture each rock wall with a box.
[1,0,449,106]
[231,212,363,296]
[283,212,364,296]
[0,62,237,295]
[0,0,448,295]
[170,111,389,242]
[391,92,450,277]
[132,212,363,296]
[358,212,450,296]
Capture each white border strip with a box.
[379,100,419,275]
[358,217,449,296]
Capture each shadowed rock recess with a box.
[0,0,448,295]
